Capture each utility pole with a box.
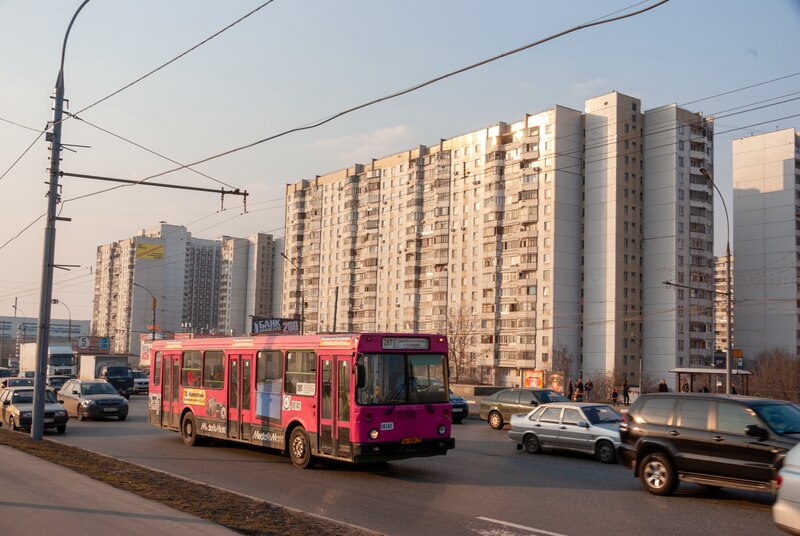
[32,0,90,441]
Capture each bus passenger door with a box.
[227,354,253,441]
[317,355,352,458]
[161,356,180,429]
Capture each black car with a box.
[479,388,569,429]
[450,391,469,424]
[619,393,800,496]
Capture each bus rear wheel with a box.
[181,413,202,447]
[289,427,315,469]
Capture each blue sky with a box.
[1,0,798,320]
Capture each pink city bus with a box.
[148,333,455,468]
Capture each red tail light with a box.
[777,475,784,489]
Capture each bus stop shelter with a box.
[669,367,753,394]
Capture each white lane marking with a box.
[476,517,569,536]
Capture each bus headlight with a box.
[438,425,446,435]
[369,429,379,440]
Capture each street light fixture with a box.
[700,167,732,396]
[51,299,72,342]
[133,283,158,342]
[281,252,304,335]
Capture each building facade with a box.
[218,233,282,335]
[732,128,800,359]
[714,255,734,352]
[282,91,715,387]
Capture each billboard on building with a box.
[251,317,301,335]
[135,243,164,260]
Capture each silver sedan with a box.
[508,402,622,464]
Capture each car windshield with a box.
[81,382,118,396]
[356,353,449,405]
[583,405,622,424]
[538,390,569,403]
[48,377,67,387]
[11,379,34,387]
[754,403,800,435]
[48,353,75,367]
[105,367,132,378]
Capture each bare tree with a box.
[748,347,800,402]
[446,306,479,384]
[551,343,575,378]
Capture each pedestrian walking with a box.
[622,380,630,405]
[658,378,669,392]
[611,386,619,407]
[567,380,574,401]
[585,379,593,401]
[575,378,584,402]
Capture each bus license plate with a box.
[401,437,422,445]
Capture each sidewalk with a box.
[0,445,239,536]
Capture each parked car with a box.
[509,402,622,464]
[775,442,800,535]
[450,391,468,424]
[46,375,73,393]
[0,386,68,433]
[0,367,14,378]
[479,388,569,429]
[0,377,35,390]
[57,379,129,421]
[132,369,149,394]
[17,370,35,379]
[619,393,800,496]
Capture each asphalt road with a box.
[48,396,783,536]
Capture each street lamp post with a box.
[51,299,72,342]
[700,167,732,396]
[281,252,304,335]
[133,283,157,342]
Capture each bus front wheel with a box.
[181,413,202,447]
[289,427,315,469]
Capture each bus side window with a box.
[286,350,316,396]
[203,350,224,390]
[181,350,202,388]
[153,352,162,386]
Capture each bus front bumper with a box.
[352,437,455,463]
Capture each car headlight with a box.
[19,411,31,418]
[369,428,379,440]
[55,410,67,417]
[121,398,129,405]
[80,400,97,408]
[438,425,446,435]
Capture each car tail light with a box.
[777,475,784,489]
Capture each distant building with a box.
[714,255,734,352]
[92,223,281,355]
[282,91,716,388]
[0,315,90,365]
[733,128,800,358]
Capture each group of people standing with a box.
[567,378,595,402]
[567,378,631,406]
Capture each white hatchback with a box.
[775,443,800,534]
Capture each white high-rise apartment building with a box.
[732,128,800,358]
[714,255,734,352]
[218,233,282,335]
[92,223,224,355]
[283,91,715,387]
[641,104,715,388]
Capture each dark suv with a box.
[619,393,800,496]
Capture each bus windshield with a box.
[357,353,448,405]
[48,354,75,367]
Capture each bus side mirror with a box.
[355,364,366,389]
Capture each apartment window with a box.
[678,156,685,168]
